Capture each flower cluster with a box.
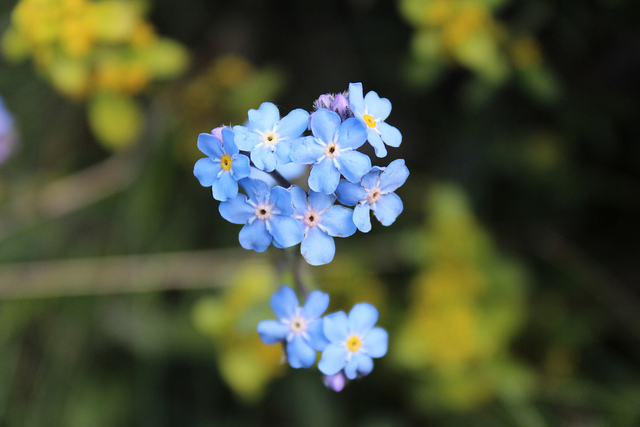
[194,82,409,266]
[257,285,388,391]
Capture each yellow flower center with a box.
[346,335,362,353]
[363,114,377,128]
[220,154,232,171]
[262,131,279,147]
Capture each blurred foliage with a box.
[0,0,639,425]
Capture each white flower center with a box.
[324,142,340,159]
[303,209,321,227]
[366,187,382,204]
[255,202,273,220]
[261,131,279,147]
[289,314,308,334]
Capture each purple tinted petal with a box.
[270,285,298,319]
[366,129,387,158]
[348,82,365,115]
[197,133,224,158]
[230,154,251,179]
[301,226,335,266]
[302,290,330,319]
[319,205,356,237]
[219,194,254,224]
[323,311,349,343]
[348,303,379,335]
[287,335,316,369]
[323,372,347,392]
[239,178,270,203]
[277,108,309,139]
[337,118,367,150]
[318,343,349,376]
[212,171,238,201]
[194,158,221,187]
[310,109,341,144]
[377,121,402,148]
[248,102,280,131]
[257,319,289,345]
[309,159,340,194]
[378,159,409,192]
[307,190,336,212]
[337,150,371,183]
[364,91,392,120]
[221,128,239,155]
[239,220,272,252]
[362,327,388,358]
[352,204,372,233]
[373,192,403,226]
[354,352,374,376]
[269,215,303,248]
[336,180,367,206]
[290,136,324,164]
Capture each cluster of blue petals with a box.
[193,82,409,265]
[258,286,388,390]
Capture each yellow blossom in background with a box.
[395,183,534,411]
[1,0,189,150]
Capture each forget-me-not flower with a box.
[318,303,388,380]
[290,108,371,194]
[219,178,303,252]
[336,159,409,233]
[193,128,251,201]
[257,285,330,368]
[290,186,356,266]
[349,82,402,158]
[234,102,309,172]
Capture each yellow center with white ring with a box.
[220,154,232,171]
[346,335,362,353]
[262,131,279,147]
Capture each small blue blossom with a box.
[234,102,309,172]
[290,109,371,194]
[194,128,251,201]
[0,96,16,165]
[290,186,356,266]
[257,285,330,369]
[219,178,303,252]
[318,303,388,380]
[349,82,402,158]
[336,159,409,233]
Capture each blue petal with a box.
[239,178,270,203]
[348,82,364,115]
[221,128,239,155]
[239,220,272,252]
[275,140,292,165]
[310,108,341,144]
[219,194,254,224]
[251,144,277,172]
[270,285,298,319]
[197,133,224,159]
[363,327,388,358]
[348,303,379,335]
[373,192,403,226]
[232,125,256,151]
[194,158,221,187]
[379,159,409,192]
[366,129,387,158]
[302,290,330,318]
[212,171,238,201]
[230,154,251,179]
[319,206,356,237]
[323,311,349,343]
[336,180,367,206]
[287,335,316,369]
[290,136,324,164]
[352,204,372,233]
[377,121,402,148]
[307,319,330,351]
[269,215,303,248]
[337,118,367,150]
[289,185,308,214]
[344,357,359,380]
[248,102,280,131]
[277,108,309,139]
[301,226,335,266]
[270,186,294,216]
[307,190,336,212]
[337,150,371,183]
[257,319,289,345]
[364,91,392,120]
[318,343,348,376]
[308,159,340,194]
[361,167,383,190]
[353,352,374,376]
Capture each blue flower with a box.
[348,82,402,158]
[0,96,16,165]
[318,303,388,380]
[290,108,371,194]
[257,285,330,369]
[336,159,409,233]
[219,178,303,252]
[234,102,309,172]
[194,128,251,201]
[289,186,356,266]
